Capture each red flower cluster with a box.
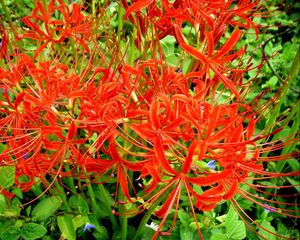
[17,0,92,57]
[0,1,298,239]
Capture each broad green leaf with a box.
[57,214,76,240]
[72,215,87,230]
[210,233,228,240]
[226,220,246,240]
[0,166,15,189]
[166,54,179,67]
[178,210,190,226]
[31,196,62,221]
[225,206,246,239]
[180,225,194,240]
[0,226,21,240]
[225,206,238,224]
[237,199,253,211]
[10,197,22,215]
[258,221,276,240]
[21,223,47,240]
[11,187,23,199]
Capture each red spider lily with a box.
[0,1,298,240]
[122,0,262,99]
[130,101,299,239]
[83,136,150,203]
[18,0,92,57]
[124,0,260,38]
[112,57,299,239]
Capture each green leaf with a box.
[166,54,179,67]
[287,177,300,193]
[10,197,22,215]
[225,206,246,240]
[21,223,47,240]
[210,233,228,240]
[78,195,89,215]
[258,221,276,240]
[225,206,238,223]
[226,220,246,240]
[31,196,62,221]
[0,166,15,189]
[180,225,194,240]
[287,158,299,172]
[0,194,6,214]
[141,227,155,240]
[0,143,5,154]
[57,214,76,240]
[72,215,87,230]
[178,210,190,226]
[11,187,23,199]
[0,226,21,240]
[277,223,290,238]
[92,225,109,240]
[262,76,278,89]
[69,195,89,214]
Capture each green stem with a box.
[92,0,96,17]
[64,164,76,193]
[119,188,128,240]
[86,181,98,214]
[117,6,124,42]
[98,184,118,229]
[83,168,99,214]
[54,181,71,212]
[133,194,165,240]
[129,27,137,65]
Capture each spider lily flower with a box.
[17,0,92,58]
[117,58,299,239]
[0,1,298,240]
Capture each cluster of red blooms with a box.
[0,0,299,239]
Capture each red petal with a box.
[149,99,160,130]
[67,122,77,140]
[154,138,177,174]
[118,165,131,200]
[155,181,181,218]
[124,0,154,19]
[182,141,199,174]
[223,179,238,200]
[205,31,214,57]
[187,169,233,186]
[215,29,242,58]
